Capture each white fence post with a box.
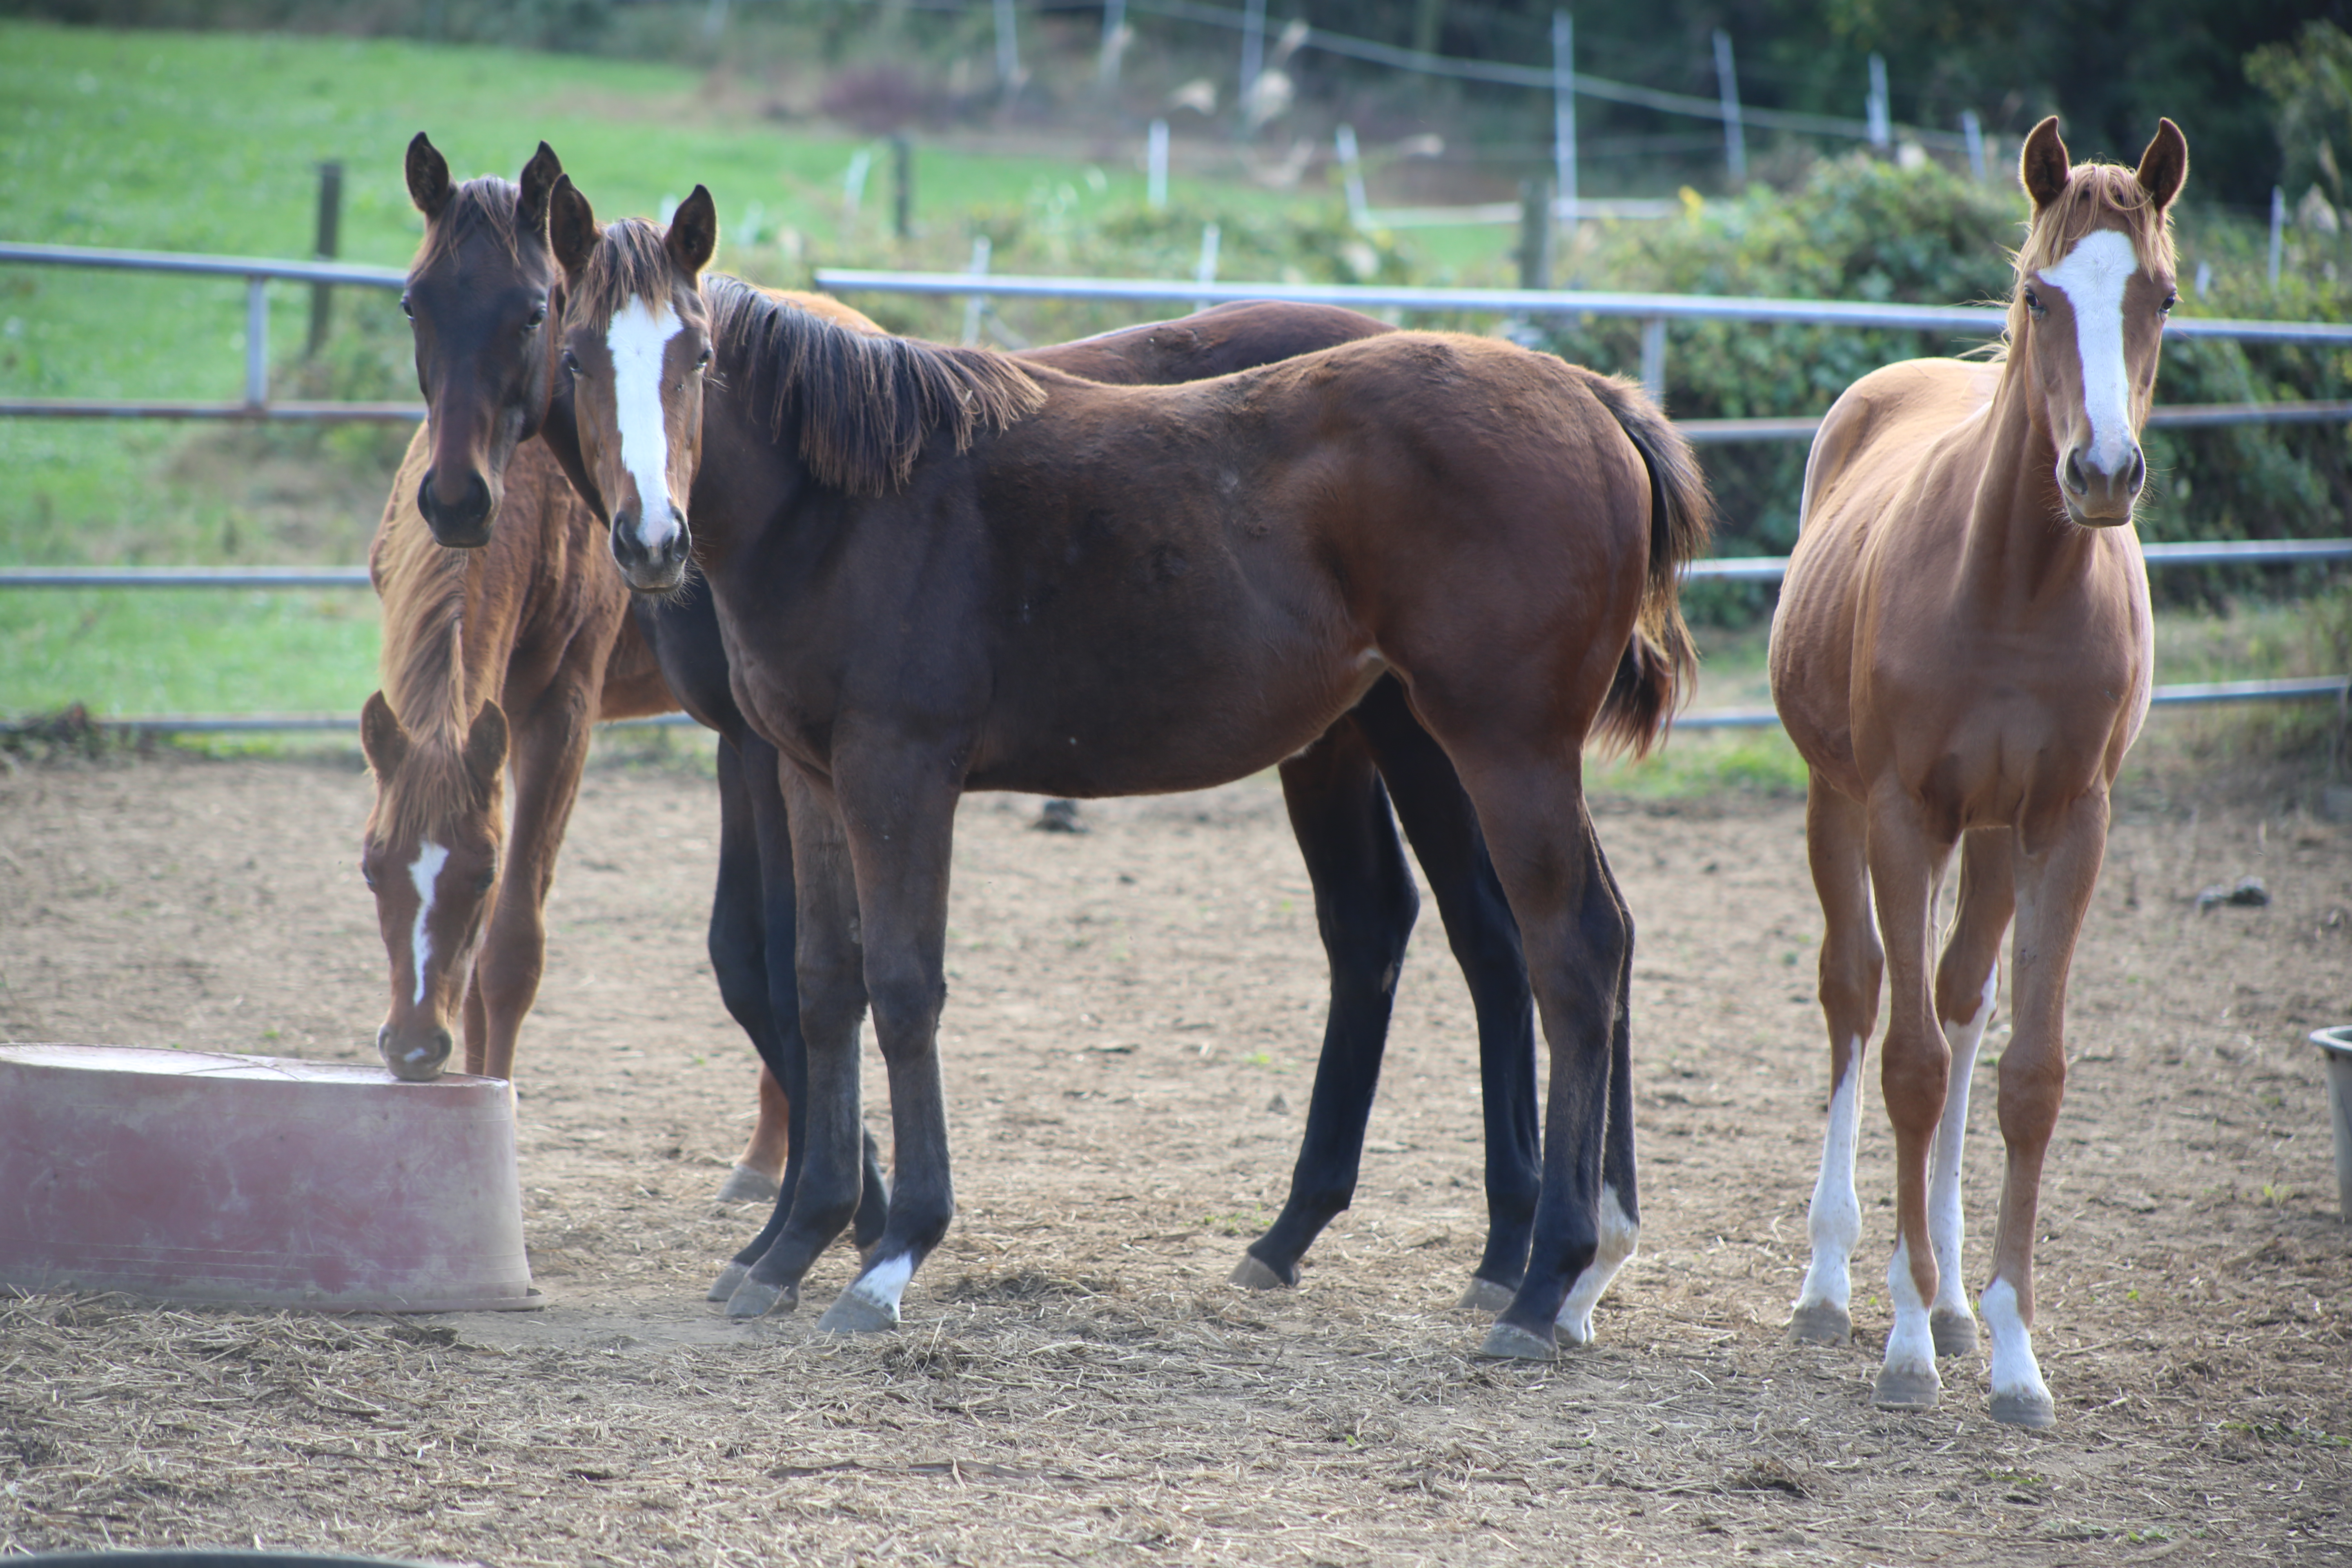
[1711,29,1745,187]
[1147,119,1170,209]
[1960,111,1985,182]
[1639,316,1666,406]
[1098,0,1127,96]
[1335,125,1369,229]
[961,236,993,347]
[243,276,268,409]
[1240,0,1265,112]
[841,147,873,237]
[1194,223,1221,312]
[1866,54,1890,151]
[2272,186,2287,288]
[1553,11,1576,245]
[994,0,1023,98]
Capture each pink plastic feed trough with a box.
[0,1044,537,1311]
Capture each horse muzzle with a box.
[610,506,691,594]
[2057,442,2145,527]
[378,1020,454,1082]
[417,466,499,549]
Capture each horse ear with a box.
[2019,116,2070,210]
[406,132,452,222]
[666,185,718,280]
[548,175,599,286]
[360,691,410,777]
[463,701,510,789]
[2135,118,2188,215]
[517,141,563,240]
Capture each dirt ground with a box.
[1,744,2347,1567]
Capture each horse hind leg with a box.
[1232,717,1418,1292]
[706,738,787,1208]
[1925,828,2014,1358]
[1352,677,1539,1312]
[1556,846,1639,1346]
[1790,775,1880,1346]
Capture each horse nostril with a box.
[2062,451,2088,496]
[2126,448,2146,491]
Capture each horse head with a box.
[2012,116,2188,527]
[549,177,716,596]
[357,691,509,1080]
[402,134,566,548]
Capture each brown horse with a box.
[377,143,1565,1321]
[1769,117,2185,1426]
[549,184,1708,1355]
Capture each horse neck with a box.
[1956,356,2116,613]
[380,512,532,752]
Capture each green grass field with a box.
[0,19,2341,793]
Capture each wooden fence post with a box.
[306,160,341,359]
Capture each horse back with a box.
[1030,301,1392,385]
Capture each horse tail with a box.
[1578,370,1713,758]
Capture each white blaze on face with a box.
[606,295,686,552]
[407,840,450,1006]
[2036,229,2139,476]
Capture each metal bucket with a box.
[2311,1027,2352,1222]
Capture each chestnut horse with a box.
[549,184,1708,1355]
[379,141,1556,1319]
[1769,117,2186,1426]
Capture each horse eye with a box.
[2022,288,2045,318]
[523,304,547,330]
[696,344,713,370]
[361,865,378,891]
[560,348,581,376]
[474,869,497,893]
[399,293,414,321]
[2160,290,2178,313]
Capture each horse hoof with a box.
[1871,1361,1941,1413]
[1787,1301,1853,1346]
[1990,1389,2057,1430]
[1228,1254,1292,1292]
[707,1261,751,1303]
[816,1290,900,1335]
[724,1277,797,1320]
[1456,1277,1517,1314]
[1475,1321,1557,1362]
[1930,1307,1979,1358]
[713,1164,781,1204]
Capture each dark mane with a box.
[410,175,525,277]
[704,273,1045,496]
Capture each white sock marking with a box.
[846,1252,914,1322]
[606,296,686,553]
[1882,1236,1939,1395]
[1929,968,1997,1321]
[1981,1276,2051,1408]
[2037,230,2139,477]
[1555,1181,1639,1345]
[406,840,449,1007]
[1795,1046,1863,1317]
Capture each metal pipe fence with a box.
[4,243,2349,733]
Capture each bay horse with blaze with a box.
[1769,117,2187,1425]
[548,180,1709,1354]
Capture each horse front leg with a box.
[1791,775,1881,1345]
[1231,717,1419,1293]
[1926,829,2015,1358]
[724,762,869,1321]
[467,684,595,1082]
[815,753,962,1335]
[1353,678,1539,1313]
[1862,789,1955,1413]
[1983,791,2106,1428]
